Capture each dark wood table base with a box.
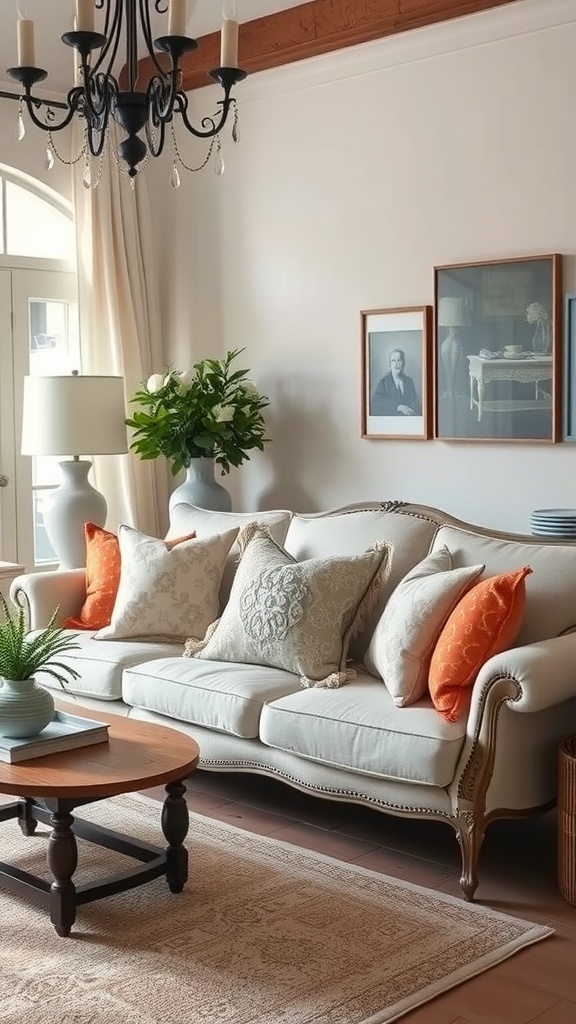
[0,780,189,936]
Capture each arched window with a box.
[0,164,75,262]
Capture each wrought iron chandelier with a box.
[7,1,247,184]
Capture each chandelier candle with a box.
[75,0,95,32]
[168,0,187,37]
[16,19,35,67]
[221,0,239,67]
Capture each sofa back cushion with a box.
[430,526,576,643]
[284,507,437,656]
[166,503,292,608]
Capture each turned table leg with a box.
[18,798,38,837]
[161,780,189,894]
[45,799,78,937]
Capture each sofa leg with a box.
[455,812,485,901]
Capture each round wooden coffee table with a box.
[0,702,200,936]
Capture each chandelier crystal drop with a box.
[7,0,247,180]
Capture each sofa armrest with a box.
[10,569,87,629]
[471,632,576,715]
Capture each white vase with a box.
[0,677,55,738]
[168,458,232,515]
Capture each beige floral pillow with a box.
[96,525,239,642]
[364,548,485,706]
[185,524,393,687]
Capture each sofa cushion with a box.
[187,524,392,687]
[95,525,238,642]
[283,506,438,657]
[166,503,292,608]
[35,632,182,701]
[63,522,196,631]
[364,549,484,707]
[259,672,466,788]
[430,525,576,644]
[429,566,532,722]
[122,657,303,738]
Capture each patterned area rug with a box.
[0,792,552,1024]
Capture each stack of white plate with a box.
[530,509,576,537]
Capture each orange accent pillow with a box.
[63,522,196,631]
[428,566,532,723]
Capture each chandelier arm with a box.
[82,73,117,127]
[147,71,179,123]
[175,94,232,139]
[145,115,166,158]
[141,0,172,82]
[90,1,123,80]
[19,88,81,134]
[87,120,109,158]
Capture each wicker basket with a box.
[558,735,576,905]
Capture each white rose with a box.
[175,370,194,395]
[214,404,235,423]
[146,373,164,393]
[241,381,259,396]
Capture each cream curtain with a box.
[72,123,169,538]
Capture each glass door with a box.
[1,270,79,569]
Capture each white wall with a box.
[146,0,576,531]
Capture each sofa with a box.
[10,500,576,901]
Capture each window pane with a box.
[5,181,75,260]
[28,298,80,495]
[34,491,57,565]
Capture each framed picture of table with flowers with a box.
[434,253,563,443]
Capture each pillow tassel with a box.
[183,618,221,658]
[300,668,358,689]
[237,521,274,554]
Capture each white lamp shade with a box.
[437,297,471,328]
[21,374,128,456]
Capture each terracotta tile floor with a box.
[144,769,576,1024]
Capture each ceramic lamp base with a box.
[43,460,107,569]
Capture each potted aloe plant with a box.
[0,593,81,738]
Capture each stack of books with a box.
[0,711,109,764]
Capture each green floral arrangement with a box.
[126,348,269,476]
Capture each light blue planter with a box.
[168,458,232,514]
[0,677,55,738]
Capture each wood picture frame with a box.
[434,254,563,443]
[564,294,576,441]
[361,306,432,440]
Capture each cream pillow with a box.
[364,548,485,706]
[185,524,393,687]
[96,525,239,642]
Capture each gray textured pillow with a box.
[364,548,485,706]
[185,524,393,687]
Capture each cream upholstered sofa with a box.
[10,500,576,901]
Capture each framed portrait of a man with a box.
[361,306,432,440]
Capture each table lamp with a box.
[21,373,128,569]
[437,296,471,398]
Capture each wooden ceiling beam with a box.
[136,0,525,92]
